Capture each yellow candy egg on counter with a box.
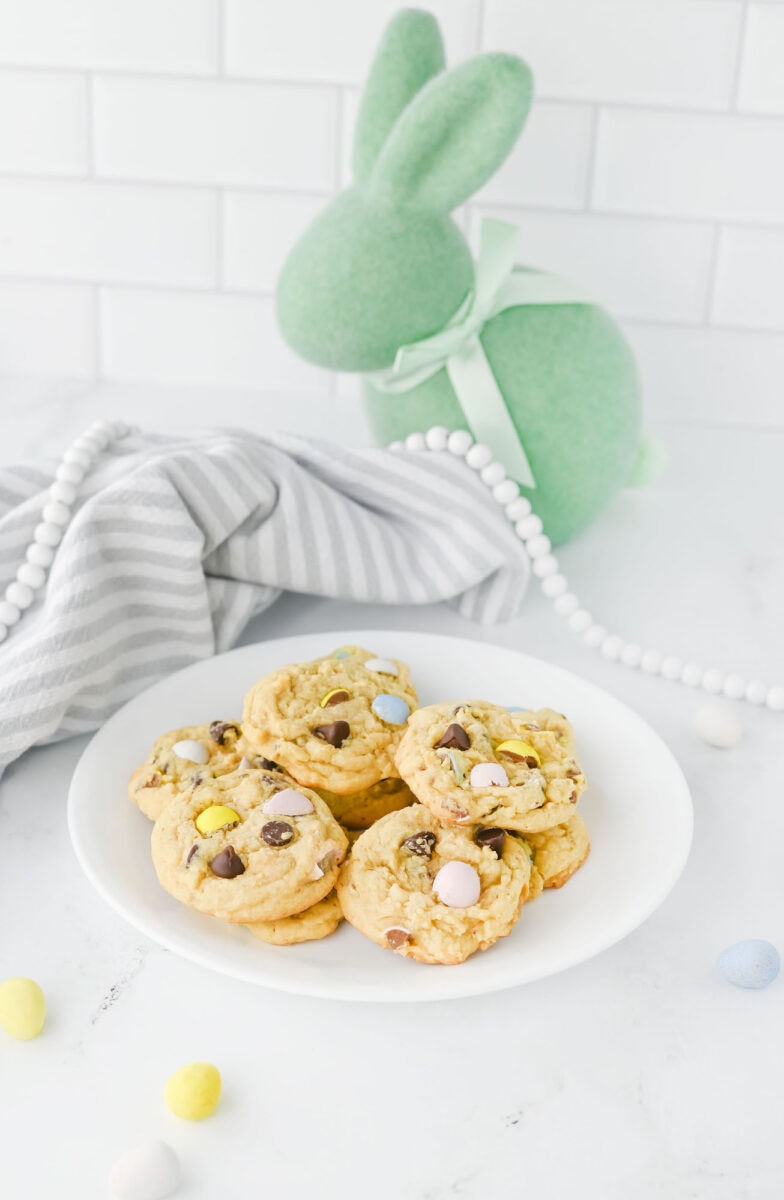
[195,805,240,835]
[165,1062,221,1121]
[0,977,46,1040]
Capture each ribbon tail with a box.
[446,341,536,490]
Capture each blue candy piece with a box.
[371,693,410,725]
[507,706,526,712]
[332,648,351,659]
[716,939,780,989]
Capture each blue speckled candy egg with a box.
[717,939,780,989]
[371,693,410,725]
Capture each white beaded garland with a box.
[447,430,473,457]
[541,573,568,598]
[425,426,449,451]
[702,668,725,694]
[480,461,505,487]
[525,534,551,559]
[26,543,54,567]
[745,679,768,706]
[568,609,592,634]
[681,662,703,687]
[493,479,519,506]
[0,600,21,626]
[620,643,643,668]
[532,554,559,579]
[660,655,683,681]
[584,624,607,648]
[641,649,663,675]
[722,673,746,701]
[5,581,33,610]
[601,635,624,661]
[49,480,77,506]
[42,500,71,527]
[515,514,543,540]
[0,418,130,643]
[767,686,784,712]
[404,432,426,451]
[554,592,579,616]
[16,562,45,590]
[465,443,493,470]
[388,441,404,452]
[505,497,531,522]
[34,522,62,547]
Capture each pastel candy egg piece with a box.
[469,762,509,787]
[0,977,46,1040]
[694,703,743,749]
[109,1140,181,1200]
[495,739,541,767]
[172,739,209,764]
[717,939,780,989]
[263,787,314,816]
[195,804,240,834]
[371,693,410,724]
[364,657,399,676]
[433,861,481,908]
[165,1061,221,1121]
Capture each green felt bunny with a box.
[276,8,644,543]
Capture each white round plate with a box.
[68,630,692,1002]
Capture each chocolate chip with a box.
[257,757,282,771]
[385,928,411,950]
[402,830,437,858]
[312,720,350,748]
[324,689,350,706]
[474,827,506,857]
[435,723,470,750]
[209,720,240,745]
[209,846,245,878]
[185,844,199,867]
[144,772,162,788]
[191,776,202,789]
[261,820,294,847]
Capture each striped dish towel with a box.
[0,427,529,776]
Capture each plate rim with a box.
[67,629,694,1002]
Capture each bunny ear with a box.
[367,53,533,213]
[352,9,445,183]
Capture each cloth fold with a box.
[0,428,529,775]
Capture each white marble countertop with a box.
[2,378,783,1199]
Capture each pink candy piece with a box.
[469,762,509,788]
[262,788,314,816]
[432,861,481,908]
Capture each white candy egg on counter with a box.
[109,1140,181,1200]
[716,940,780,990]
[693,703,743,750]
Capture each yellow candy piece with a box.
[495,739,541,767]
[0,977,46,1040]
[165,1062,221,1121]
[195,805,240,835]
[320,687,350,708]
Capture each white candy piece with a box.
[694,703,743,749]
[469,762,509,788]
[109,1139,181,1200]
[433,861,481,908]
[171,739,209,764]
[363,657,398,676]
[263,788,314,816]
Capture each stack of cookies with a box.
[129,645,590,965]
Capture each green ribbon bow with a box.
[367,217,592,489]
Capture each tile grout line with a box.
[84,72,96,176]
[702,224,723,325]
[92,285,102,381]
[583,104,600,211]
[215,189,225,290]
[729,0,751,111]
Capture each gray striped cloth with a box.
[0,427,529,776]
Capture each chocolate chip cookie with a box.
[523,811,590,889]
[128,720,244,821]
[337,804,532,965]
[151,770,348,923]
[246,889,343,945]
[241,646,418,794]
[316,777,415,830]
[395,701,586,834]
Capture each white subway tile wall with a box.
[1,0,783,426]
